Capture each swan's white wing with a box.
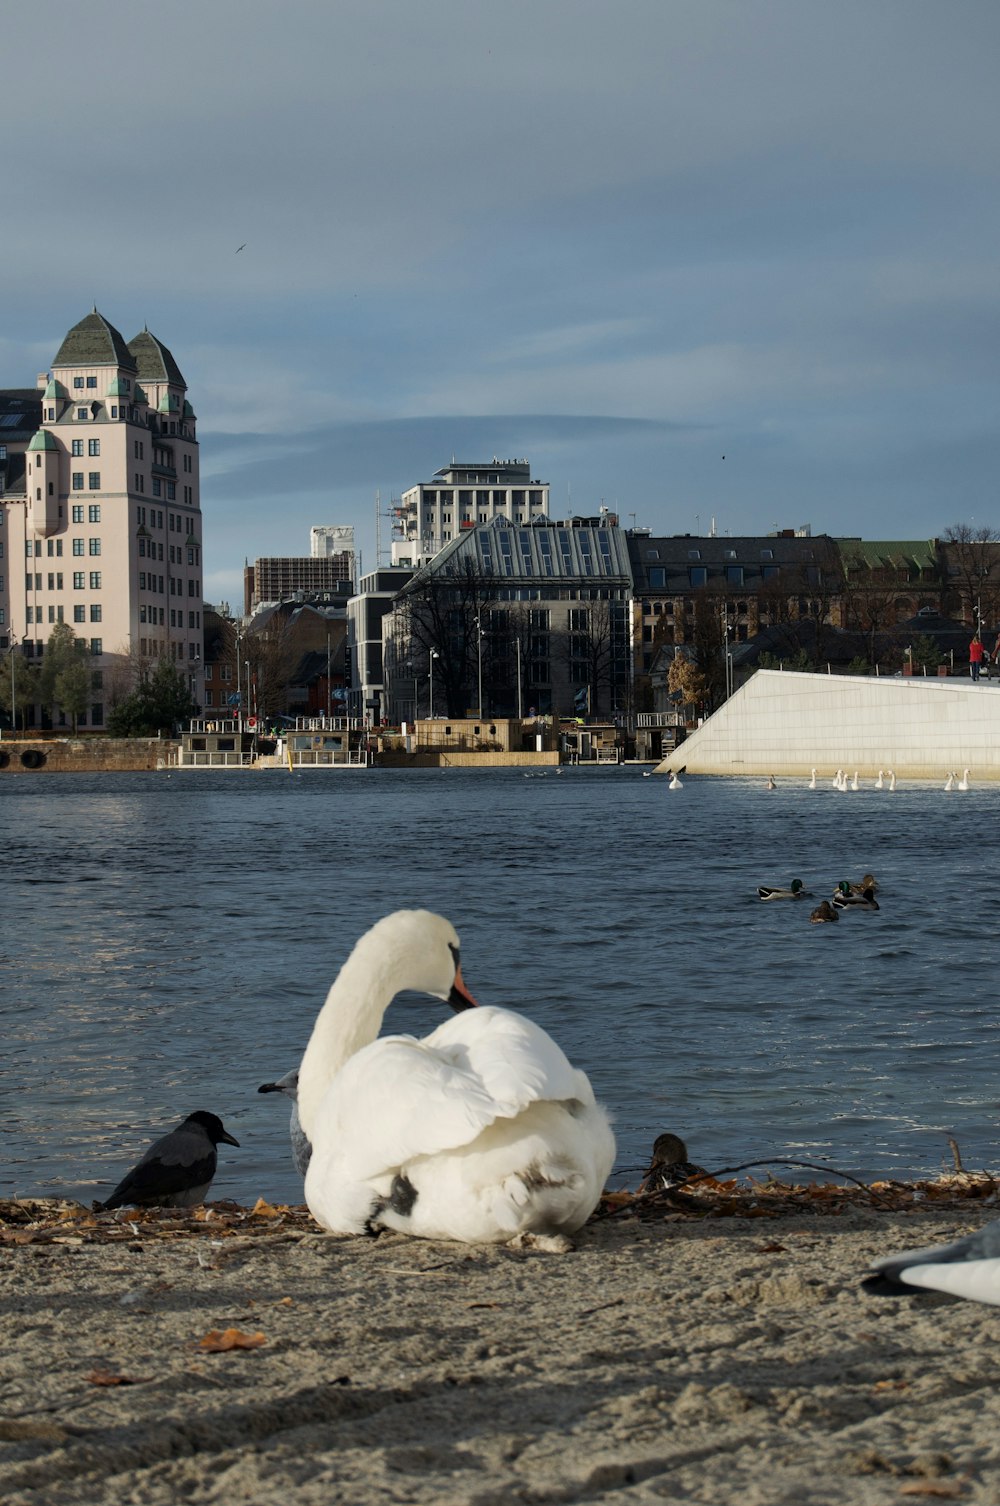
[422,1006,595,1114]
[312,1007,592,1184]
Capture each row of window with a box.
[419,490,545,508]
[139,606,202,629]
[71,473,102,491]
[137,637,197,659]
[52,605,103,624]
[71,440,101,457]
[22,637,102,657]
[138,571,201,596]
[23,570,103,589]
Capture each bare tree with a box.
[839,548,906,664]
[552,599,629,717]
[940,523,1000,626]
[398,560,498,717]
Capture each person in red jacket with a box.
[970,633,985,681]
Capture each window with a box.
[687,549,701,560]
[152,477,162,497]
[166,482,176,500]
[89,571,101,589]
[72,473,84,490]
[88,504,101,522]
[86,376,97,389]
[726,566,744,585]
[88,439,100,456]
[72,439,83,457]
[74,605,86,623]
[73,539,84,556]
[88,475,100,492]
[569,608,590,631]
[72,504,83,523]
[689,566,707,587]
[648,567,665,588]
[89,538,101,556]
[90,638,102,656]
[90,604,102,622]
[77,408,88,420]
[73,572,84,588]
[91,703,104,724]
[73,377,84,389]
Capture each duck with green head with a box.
[833,881,879,911]
[757,878,811,901]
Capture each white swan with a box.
[850,771,860,791]
[808,769,817,789]
[832,768,844,789]
[958,768,971,791]
[668,771,683,789]
[944,771,955,792]
[887,770,896,791]
[875,770,884,790]
[864,1217,1000,1306]
[296,911,616,1246]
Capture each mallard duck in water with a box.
[836,873,879,895]
[833,881,879,911]
[757,878,811,900]
[809,900,839,924]
[639,1133,707,1193]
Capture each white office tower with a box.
[311,525,355,559]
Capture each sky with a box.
[3,0,999,608]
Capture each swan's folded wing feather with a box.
[314,1035,506,1180]
[313,1008,593,1182]
[422,1006,595,1112]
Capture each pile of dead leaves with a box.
[0,1196,316,1247]
[596,1169,1000,1222]
[3,1173,998,1246]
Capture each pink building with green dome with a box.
[0,309,203,728]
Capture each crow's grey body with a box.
[97,1111,239,1210]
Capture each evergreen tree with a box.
[107,661,198,737]
[0,651,39,732]
[54,654,91,732]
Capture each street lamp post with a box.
[429,648,439,717]
[476,613,483,718]
[7,630,17,737]
[516,639,522,720]
[234,629,242,732]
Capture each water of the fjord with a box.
[2,765,998,1207]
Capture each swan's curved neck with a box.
[296,938,398,1140]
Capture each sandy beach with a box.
[3,1185,1000,1506]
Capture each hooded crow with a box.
[97,1111,240,1210]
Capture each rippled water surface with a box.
[3,765,999,1206]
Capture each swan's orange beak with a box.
[448,963,480,1012]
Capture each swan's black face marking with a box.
[447,944,479,1012]
[389,1173,418,1216]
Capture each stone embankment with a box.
[0,738,178,773]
